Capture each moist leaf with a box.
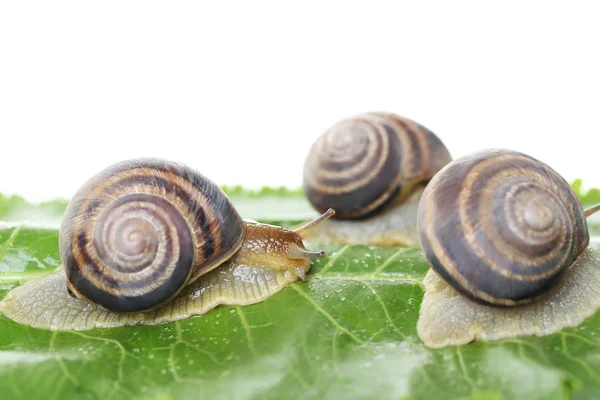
[1,186,600,399]
[1,225,600,399]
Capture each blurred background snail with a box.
[302,112,451,246]
[416,149,600,348]
[0,159,334,330]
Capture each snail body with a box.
[303,112,451,246]
[416,149,600,348]
[0,159,333,330]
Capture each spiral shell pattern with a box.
[59,159,245,312]
[417,149,589,306]
[303,112,451,219]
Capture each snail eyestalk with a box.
[584,204,600,218]
[293,208,336,239]
[286,245,326,260]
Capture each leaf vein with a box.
[456,347,476,392]
[318,244,351,274]
[290,283,365,346]
[0,225,22,263]
[363,281,405,339]
[374,248,407,274]
[235,306,258,355]
[70,331,126,382]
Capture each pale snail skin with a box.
[302,112,452,246]
[416,149,600,348]
[0,159,334,331]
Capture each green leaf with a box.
[571,180,600,207]
[1,224,600,399]
[1,185,600,399]
[0,195,68,228]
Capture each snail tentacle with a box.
[293,208,335,239]
[584,204,600,218]
[286,246,326,260]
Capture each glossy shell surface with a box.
[417,149,589,306]
[304,112,451,219]
[59,159,245,312]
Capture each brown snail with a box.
[302,112,451,246]
[416,149,600,348]
[0,159,334,330]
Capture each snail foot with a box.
[417,247,600,348]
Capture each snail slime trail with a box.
[416,149,600,348]
[0,158,335,331]
[302,112,451,246]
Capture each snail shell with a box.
[304,112,451,220]
[302,112,451,246]
[59,159,245,312]
[418,149,588,306]
[416,149,600,348]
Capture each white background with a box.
[1,1,599,202]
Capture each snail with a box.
[0,159,334,331]
[416,149,600,348]
[302,112,452,246]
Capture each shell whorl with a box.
[59,159,245,312]
[417,149,589,306]
[303,112,451,219]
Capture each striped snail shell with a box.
[59,159,245,312]
[303,112,451,219]
[417,149,590,307]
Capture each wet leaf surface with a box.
[1,188,600,399]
